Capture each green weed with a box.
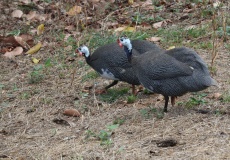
[127,95,136,103]
[85,124,119,146]
[185,93,207,108]
[29,65,44,84]
[140,106,164,119]
[99,88,129,103]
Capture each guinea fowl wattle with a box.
[118,37,217,112]
[76,40,163,94]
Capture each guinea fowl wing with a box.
[135,51,194,80]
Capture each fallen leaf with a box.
[3,47,23,58]
[37,24,44,36]
[19,0,31,4]
[63,109,81,117]
[114,26,135,32]
[24,11,36,20]
[153,21,164,29]
[128,0,134,5]
[213,1,221,8]
[26,42,42,54]
[11,10,23,18]
[124,27,135,32]
[147,37,161,42]
[208,93,222,99]
[166,46,175,50]
[67,5,82,16]
[32,57,40,64]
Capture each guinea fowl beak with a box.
[117,39,123,47]
[75,49,83,56]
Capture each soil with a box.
[0,1,230,159]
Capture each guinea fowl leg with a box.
[132,84,136,95]
[95,80,119,94]
[163,95,169,112]
[105,80,119,90]
[171,96,177,107]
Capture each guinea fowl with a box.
[76,40,163,94]
[118,36,217,112]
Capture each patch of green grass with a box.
[85,124,119,146]
[185,93,207,108]
[156,25,210,48]
[29,65,44,84]
[81,71,99,82]
[113,118,125,125]
[99,88,129,103]
[127,95,136,103]
[140,106,164,119]
[80,30,153,51]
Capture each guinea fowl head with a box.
[76,45,90,58]
[117,37,133,62]
[117,37,132,52]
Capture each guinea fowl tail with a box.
[210,78,219,87]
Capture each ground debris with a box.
[156,138,177,147]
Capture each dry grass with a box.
[1,1,230,159]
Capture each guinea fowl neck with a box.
[124,45,132,63]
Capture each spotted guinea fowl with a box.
[76,40,163,94]
[118,36,217,112]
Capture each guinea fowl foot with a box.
[163,95,169,112]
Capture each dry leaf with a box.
[11,10,23,18]
[128,0,134,5]
[114,26,135,32]
[37,24,44,36]
[67,6,82,16]
[166,46,175,50]
[213,1,221,8]
[19,0,31,4]
[147,37,161,42]
[3,47,23,58]
[153,21,164,29]
[63,109,81,117]
[124,27,135,32]
[25,11,36,20]
[26,42,42,54]
[32,57,40,64]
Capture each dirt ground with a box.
[1,1,230,160]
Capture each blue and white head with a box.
[76,45,90,58]
[117,36,132,53]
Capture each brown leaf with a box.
[63,109,81,117]
[147,37,161,42]
[3,47,23,58]
[67,6,82,16]
[207,93,222,99]
[153,21,164,29]
[11,10,23,18]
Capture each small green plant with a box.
[113,118,125,125]
[127,95,136,103]
[140,106,164,119]
[185,93,207,108]
[29,65,44,84]
[99,88,129,103]
[85,124,119,146]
